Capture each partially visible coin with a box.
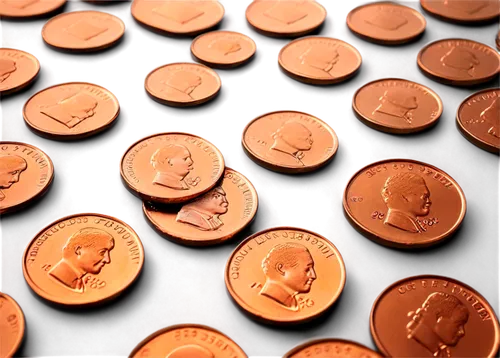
[371,275,500,357]
[0,0,66,19]
[22,213,144,307]
[420,0,500,24]
[279,37,362,85]
[0,293,25,358]
[496,30,500,51]
[225,227,346,325]
[284,338,383,358]
[0,48,40,96]
[352,78,443,134]
[23,82,120,140]
[417,38,500,86]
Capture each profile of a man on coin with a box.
[373,90,418,124]
[151,144,194,190]
[299,45,339,77]
[40,92,98,129]
[268,120,313,166]
[0,58,16,83]
[162,71,202,100]
[440,47,479,77]
[0,154,27,201]
[480,97,499,138]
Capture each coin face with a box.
[417,39,500,86]
[225,227,346,325]
[42,11,125,52]
[0,293,25,358]
[352,78,443,134]
[347,2,426,45]
[371,275,500,357]
[279,37,362,85]
[242,111,338,174]
[0,48,40,96]
[145,63,221,107]
[343,159,466,249]
[22,213,144,306]
[121,133,225,204]
[0,0,66,18]
[284,338,383,358]
[420,0,500,24]
[23,82,120,140]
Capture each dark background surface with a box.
[0,0,500,358]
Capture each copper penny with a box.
[143,167,258,246]
[42,11,125,52]
[0,48,40,96]
[496,31,500,51]
[242,111,338,174]
[0,0,66,19]
[225,227,346,325]
[284,338,383,358]
[417,38,500,86]
[352,78,443,134]
[343,159,466,249]
[0,293,25,358]
[420,0,500,24]
[22,213,144,307]
[279,37,362,85]
[23,82,120,140]
[191,31,257,69]
[121,132,225,204]
[145,62,221,107]
[0,142,54,215]
[371,275,500,357]
[456,88,500,154]
[129,324,247,357]
[347,2,426,45]
[246,0,327,38]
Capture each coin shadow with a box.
[0,4,67,22]
[145,85,224,111]
[132,16,224,39]
[0,72,41,100]
[82,0,130,6]
[42,32,128,56]
[280,66,362,88]
[190,51,258,71]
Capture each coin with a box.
[456,88,500,154]
[496,30,500,51]
[42,11,125,52]
[420,0,500,24]
[0,48,40,96]
[23,82,120,140]
[0,293,25,358]
[129,324,248,357]
[347,2,426,45]
[352,78,443,134]
[343,159,466,249]
[0,142,54,215]
[242,111,338,174]
[283,338,383,358]
[0,0,66,19]
[225,227,346,325]
[279,37,362,85]
[246,0,327,38]
[22,213,144,307]
[417,38,500,86]
[145,62,221,107]
[371,275,500,357]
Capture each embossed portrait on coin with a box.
[381,173,431,233]
[259,243,316,311]
[440,47,479,77]
[365,10,408,30]
[153,2,205,24]
[0,58,16,83]
[176,186,228,230]
[480,97,499,138]
[40,92,98,129]
[407,292,469,357]
[263,1,308,25]
[443,0,488,14]
[166,344,214,358]
[65,20,108,41]
[2,0,39,10]
[299,46,339,77]
[269,121,313,166]
[373,90,418,124]
[162,71,202,100]
[0,154,27,201]
[151,144,196,190]
[209,38,241,56]
[48,228,114,293]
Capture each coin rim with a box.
[0,292,26,357]
[420,0,500,24]
[0,48,40,96]
[283,337,383,358]
[0,0,66,18]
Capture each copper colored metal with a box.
[0,48,40,96]
[496,31,500,51]
[420,0,500,24]
[0,293,25,358]
[283,338,383,358]
[0,0,66,19]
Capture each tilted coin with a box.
[0,293,25,358]
[22,213,144,307]
[352,78,443,134]
[284,338,383,358]
[279,37,362,85]
[420,0,500,24]
[225,227,346,325]
[0,48,40,96]
[23,82,120,140]
[121,132,225,204]
[242,111,338,173]
[496,30,500,51]
[371,275,500,357]
[417,38,500,86]
[0,0,66,19]
[343,159,466,249]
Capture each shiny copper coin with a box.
[121,132,225,204]
[496,31,500,51]
[0,142,54,215]
[279,37,362,85]
[225,227,346,325]
[417,39,500,86]
[145,62,221,107]
[0,0,66,19]
[22,213,144,307]
[347,2,426,45]
[23,82,120,140]
[242,111,338,174]
[0,48,40,96]
[284,338,383,358]
[343,159,466,249]
[0,293,25,358]
[371,275,500,357]
[352,78,443,134]
[420,0,500,24]
[456,88,500,154]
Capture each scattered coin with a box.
[0,48,40,96]
[23,82,120,140]
[279,36,362,85]
[242,111,338,174]
[0,0,66,19]
[283,338,383,358]
[0,293,25,358]
[371,275,500,357]
[420,0,500,24]
[22,213,144,307]
[225,227,346,325]
[417,38,500,86]
[496,30,500,51]
[343,159,466,249]
[352,78,443,134]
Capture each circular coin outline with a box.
[0,48,40,96]
[0,292,25,357]
[420,0,500,24]
[0,0,66,19]
[283,338,383,358]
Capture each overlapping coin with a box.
[0,0,66,19]
[284,338,383,358]
[420,0,500,24]
[0,293,25,358]
[0,48,40,96]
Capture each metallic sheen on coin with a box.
[420,0,500,24]
[22,213,144,307]
[0,0,66,19]
[0,48,40,96]
[0,293,25,358]
[371,275,500,357]
[283,338,383,358]
[225,227,346,325]
[343,159,466,249]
